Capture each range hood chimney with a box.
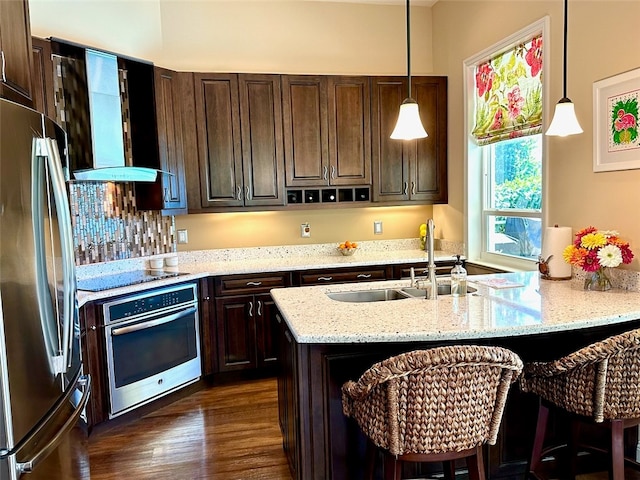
[72,49,158,182]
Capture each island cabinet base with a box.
[276,313,640,480]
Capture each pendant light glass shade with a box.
[391,99,428,139]
[391,0,428,140]
[545,0,582,137]
[546,98,583,136]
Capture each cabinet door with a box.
[31,37,56,119]
[0,0,33,107]
[371,77,410,202]
[282,75,329,187]
[407,76,448,203]
[327,76,371,186]
[194,73,243,207]
[255,292,279,368]
[136,67,188,213]
[215,295,256,371]
[239,74,285,206]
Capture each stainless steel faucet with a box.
[426,219,437,300]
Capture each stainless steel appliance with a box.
[101,283,201,418]
[0,98,91,479]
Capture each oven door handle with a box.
[111,307,197,336]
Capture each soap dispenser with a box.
[450,255,467,297]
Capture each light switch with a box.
[177,229,188,244]
[374,221,383,235]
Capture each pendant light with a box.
[546,0,583,136]
[390,0,428,140]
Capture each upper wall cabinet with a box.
[191,73,285,209]
[372,76,448,204]
[31,37,55,119]
[282,75,371,187]
[136,67,188,214]
[0,0,34,107]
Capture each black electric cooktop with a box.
[77,270,188,292]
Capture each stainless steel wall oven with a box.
[102,283,201,418]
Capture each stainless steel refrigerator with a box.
[0,98,91,479]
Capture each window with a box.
[464,18,549,271]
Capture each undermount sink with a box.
[326,284,478,303]
[326,289,411,303]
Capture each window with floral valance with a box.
[471,35,543,146]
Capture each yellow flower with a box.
[580,232,606,250]
[419,223,427,236]
[563,245,587,267]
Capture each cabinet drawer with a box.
[297,267,388,286]
[214,273,291,296]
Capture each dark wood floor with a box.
[87,377,640,480]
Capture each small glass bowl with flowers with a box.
[563,226,634,291]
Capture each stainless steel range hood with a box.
[72,49,158,182]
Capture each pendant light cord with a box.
[406,0,411,99]
[562,0,568,99]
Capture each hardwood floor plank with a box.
[88,378,291,480]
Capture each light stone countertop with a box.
[75,241,460,306]
[270,271,640,344]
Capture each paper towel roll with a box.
[541,226,573,279]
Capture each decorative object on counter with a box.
[338,240,358,256]
[563,226,634,291]
[149,258,163,269]
[419,223,427,250]
[165,256,179,267]
[450,255,467,297]
[539,225,572,280]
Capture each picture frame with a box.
[593,67,640,172]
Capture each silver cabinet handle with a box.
[411,181,416,195]
[248,301,253,317]
[1,51,5,83]
[323,165,328,181]
[318,276,333,281]
[111,307,197,336]
[164,187,169,202]
[236,185,242,201]
[246,281,262,286]
[357,274,372,279]
[403,182,408,195]
[257,300,262,316]
[203,296,210,301]
[245,185,250,201]
[330,165,336,180]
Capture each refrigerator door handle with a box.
[15,373,91,475]
[41,137,77,371]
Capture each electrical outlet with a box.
[301,223,311,238]
[374,221,383,235]
[177,229,188,244]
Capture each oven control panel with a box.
[102,283,198,324]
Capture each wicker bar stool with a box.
[520,327,640,479]
[341,345,523,480]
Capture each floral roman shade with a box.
[472,35,543,146]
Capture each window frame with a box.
[463,17,551,272]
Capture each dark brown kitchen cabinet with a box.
[282,75,370,188]
[372,76,447,204]
[0,0,33,108]
[192,73,285,209]
[213,273,291,372]
[136,67,188,214]
[295,265,389,286]
[31,37,56,119]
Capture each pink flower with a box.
[476,63,494,97]
[614,109,637,131]
[582,250,601,272]
[525,37,543,77]
[507,86,525,119]
[620,244,635,264]
[490,108,503,130]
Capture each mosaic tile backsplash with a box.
[69,182,175,265]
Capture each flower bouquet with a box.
[419,223,427,250]
[563,227,634,291]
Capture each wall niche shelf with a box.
[286,187,370,205]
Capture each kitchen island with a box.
[270,271,640,479]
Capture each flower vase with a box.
[584,268,612,291]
